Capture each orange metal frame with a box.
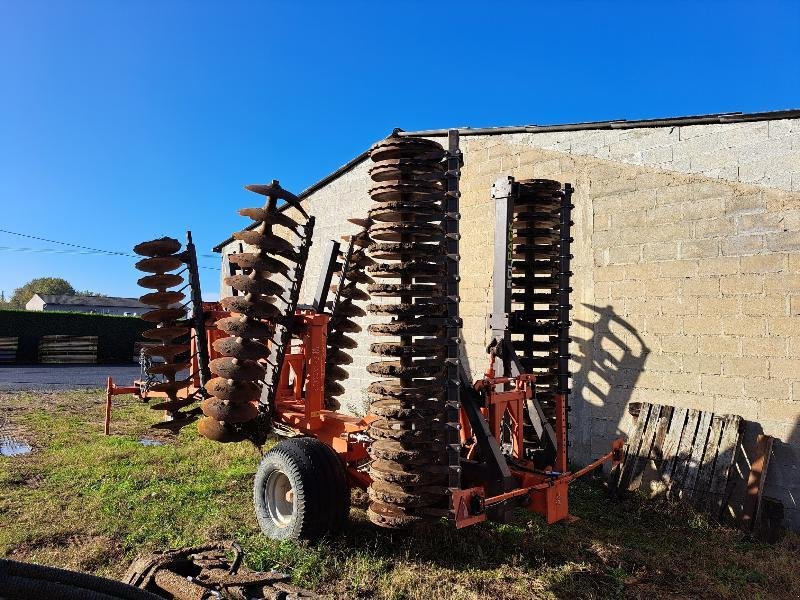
[108,303,624,527]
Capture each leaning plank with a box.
[617,402,653,491]
[639,405,674,496]
[708,414,742,518]
[669,409,700,498]
[741,434,774,531]
[692,414,724,507]
[659,406,688,489]
[681,411,713,500]
[628,404,663,492]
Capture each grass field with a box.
[1,389,798,599]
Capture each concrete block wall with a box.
[458,135,800,527]
[502,118,800,191]
[218,118,800,528]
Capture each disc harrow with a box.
[509,179,574,458]
[134,237,195,427]
[364,134,453,528]
[198,180,312,444]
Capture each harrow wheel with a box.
[253,437,349,541]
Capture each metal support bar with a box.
[183,230,210,387]
[311,239,340,312]
[444,130,462,493]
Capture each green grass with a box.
[1,390,798,599]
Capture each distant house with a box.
[25,294,149,316]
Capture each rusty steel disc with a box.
[219,295,281,320]
[329,284,370,302]
[197,417,248,443]
[238,207,301,229]
[201,397,258,424]
[140,307,187,323]
[368,181,444,203]
[369,158,445,183]
[369,137,447,162]
[366,360,443,378]
[366,503,420,528]
[142,326,190,342]
[139,290,185,307]
[365,301,444,317]
[224,274,284,297]
[133,237,182,257]
[366,260,444,278]
[227,251,289,275]
[233,227,297,257]
[368,223,443,243]
[135,256,184,273]
[368,202,443,223]
[215,316,273,339]
[369,340,446,357]
[209,356,266,381]
[366,283,441,298]
[244,181,308,218]
[367,480,444,508]
[326,331,357,349]
[136,273,184,290]
[206,377,258,403]
[212,336,270,361]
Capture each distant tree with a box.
[9,277,76,309]
[75,290,107,297]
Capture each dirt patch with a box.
[6,532,125,575]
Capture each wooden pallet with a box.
[617,402,742,517]
[0,337,18,363]
[39,335,98,364]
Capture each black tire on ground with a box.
[0,559,161,600]
[253,437,350,541]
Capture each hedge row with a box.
[0,309,149,364]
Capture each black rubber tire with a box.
[0,559,161,600]
[253,437,350,541]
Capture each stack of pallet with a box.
[38,335,98,364]
[617,403,742,514]
[0,337,18,363]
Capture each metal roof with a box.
[213,108,800,252]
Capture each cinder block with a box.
[741,254,787,274]
[722,317,766,337]
[722,357,768,377]
[683,315,723,335]
[643,241,680,261]
[719,274,764,295]
[701,375,745,396]
[742,336,788,358]
[721,235,764,256]
[683,355,721,375]
[680,239,720,259]
[698,335,740,356]
[683,277,720,296]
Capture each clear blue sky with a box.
[1,0,798,301]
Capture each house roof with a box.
[213,108,800,252]
[34,294,149,309]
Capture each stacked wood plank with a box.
[38,335,98,364]
[617,402,742,517]
[0,337,18,363]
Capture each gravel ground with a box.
[0,365,141,391]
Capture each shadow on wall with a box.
[572,304,651,457]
